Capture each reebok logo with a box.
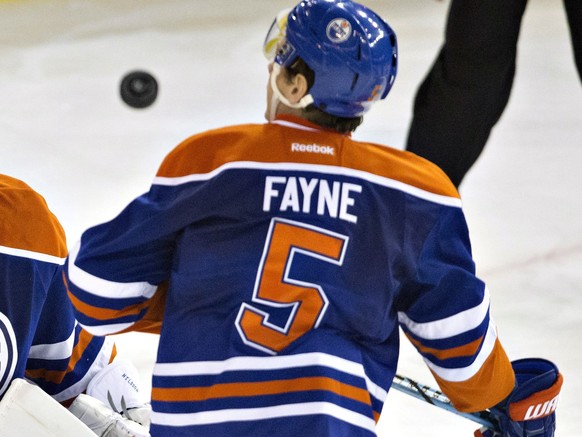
[291,142,335,156]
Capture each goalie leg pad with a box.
[0,378,96,437]
[69,393,150,437]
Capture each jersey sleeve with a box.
[26,265,116,403]
[63,134,233,336]
[396,203,515,413]
[63,178,184,336]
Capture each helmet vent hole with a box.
[351,73,359,91]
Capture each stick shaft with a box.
[391,374,499,431]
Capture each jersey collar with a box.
[272,114,352,137]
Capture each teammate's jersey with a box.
[65,115,515,436]
[0,175,114,403]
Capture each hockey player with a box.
[0,174,150,436]
[64,1,562,436]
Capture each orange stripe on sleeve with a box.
[432,339,515,412]
[26,329,93,384]
[406,332,485,361]
[64,272,147,321]
[109,343,117,362]
[66,288,145,320]
[119,282,167,335]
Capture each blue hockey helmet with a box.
[264,0,398,118]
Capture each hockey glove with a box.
[86,358,151,429]
[475,358,563,437]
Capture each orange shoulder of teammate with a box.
[0,174,67,258]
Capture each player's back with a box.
[146,116,462,436]
[67,116,470,436]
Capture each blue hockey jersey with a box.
[65,115,515,436]
[0,174,114,403]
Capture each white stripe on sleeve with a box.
[423,319,499,382]
[28,322,78,360]
[397,287,490,340]
[67,241,157,300]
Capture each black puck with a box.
[120,70,158,109]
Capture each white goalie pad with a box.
[0,378,96,437]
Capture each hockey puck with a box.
[120,70,158,109]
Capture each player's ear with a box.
[287,73,308,104]
[278,72,308,105]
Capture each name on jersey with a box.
[291,142,335,156]
[263,176,361,223]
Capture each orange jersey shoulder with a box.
[156,119,459,200]
[0,174,67,257]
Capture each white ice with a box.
[1,0,580,435]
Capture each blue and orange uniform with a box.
[65,115,515,436]
[0,174,114,404]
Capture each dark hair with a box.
[283,57,363,134]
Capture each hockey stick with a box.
[391,374,500,431]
